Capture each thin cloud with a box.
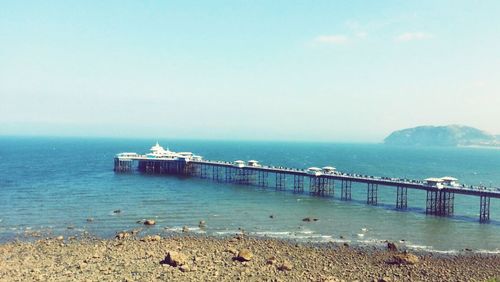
[395,32,433,42]
[314,35,349,44]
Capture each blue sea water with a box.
[0,136,499,253]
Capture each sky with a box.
[1,1,500,142]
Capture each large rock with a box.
[391,253,419,265]
[144,219,156,226]
[387,242,398,252]
[235,249,253,261]
[164,251,188,267]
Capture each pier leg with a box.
[275,173,286,190]
[341,180,352,201]
[319,177,326,196]
[200,164,208,178]
[309,177,319,195]
[258,171,269,187]
[146,161,155,173]
[396,186,408,209]
[367,183,378,205]
[313,177,332,197]
[212,166,219,181]
[479,196,491,223]
[293,175,304,193]
[114,158,133,172]
[225,167,233,183]
[426,190,454,217]
[236,168,251,185]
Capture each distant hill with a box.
[384,125,499,147]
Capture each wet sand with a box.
[1,233,499,282]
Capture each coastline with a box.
[1,234,499,281]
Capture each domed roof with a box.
[150,141,165,152]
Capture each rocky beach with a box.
[1,232,499,282]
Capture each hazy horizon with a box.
[2,1,500,142]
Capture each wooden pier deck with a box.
[114,156,499,223]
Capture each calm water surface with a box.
[0,137,499,252]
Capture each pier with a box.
[114,143,500,224]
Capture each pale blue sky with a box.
[1,1,499,141]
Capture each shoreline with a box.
[4,226,500,256]
[5,223,500,255]
[1,233,499,281]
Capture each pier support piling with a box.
[212,166,222,182]
[310,177,333,196]
[367,183,378,205]
[258,171,269,187]
[396,186,408,209]
[275,173,286,191]
[479,195,491,223]
[341,180,352,201]
[293,175,304,193]
[225,167,234,183]
[114,158,133,172]
[426,190,454,217]
[200,164,208,178]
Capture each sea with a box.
[1,136,499,253]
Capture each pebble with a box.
[278,260,293,271]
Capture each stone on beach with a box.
[387,242,398,252]
[236,249,253,261]
[225,247,238,255]
[115,232,130,240]
[144,219,156,226]
[266,256,277,265]
[390,253,419,265]
[141,235,161,242]
[163,251,188,267]
[278,260,293,271]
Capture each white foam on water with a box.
[213,230,242,236]
[358,239,382,246]
[164,226,206,234]
[252,231,292,236]
[474,249,500,254]
[298,229,314,235]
